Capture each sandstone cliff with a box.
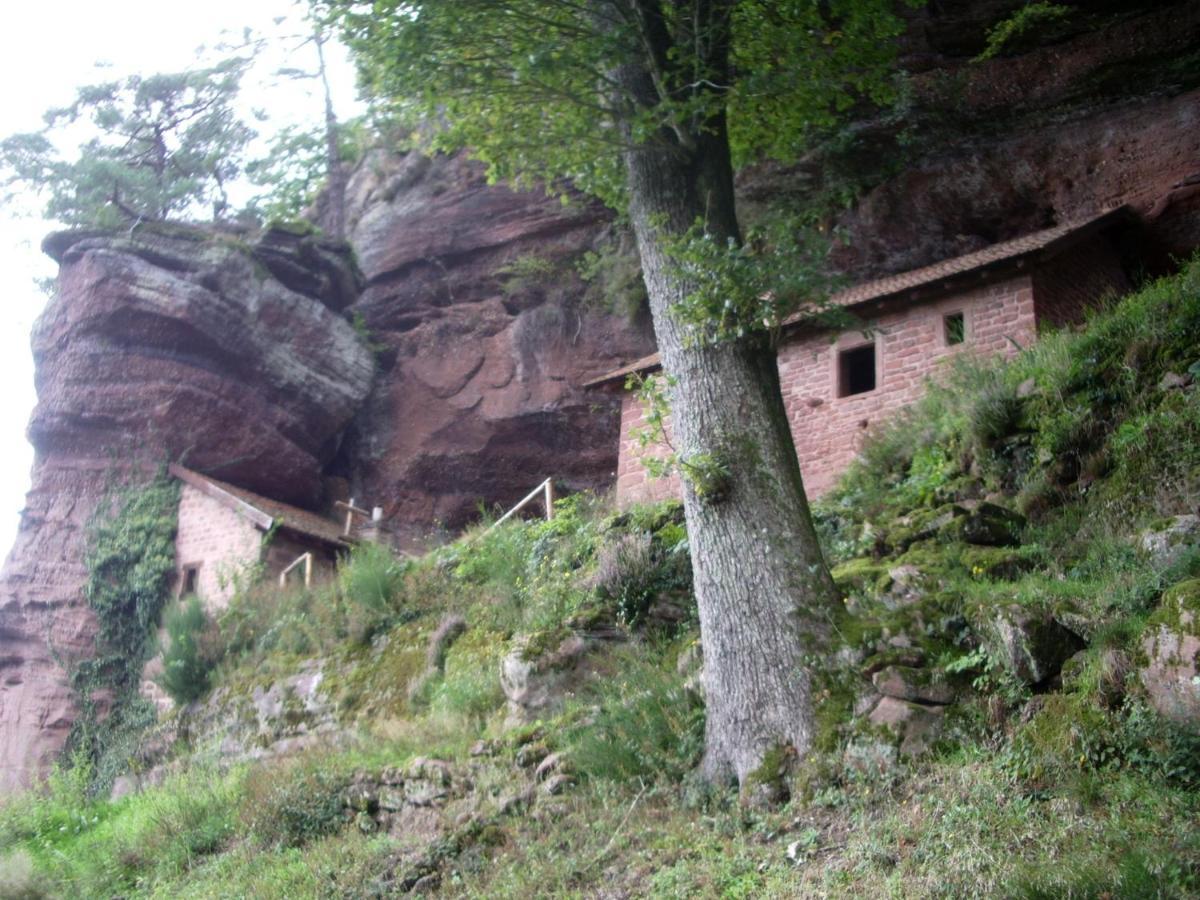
[331,151,655,542]
[0,226,375,790]
[742,0,1200,274]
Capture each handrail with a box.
[279,552,313,588]
[486,478,555,533]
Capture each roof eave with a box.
[584,207,1135,388]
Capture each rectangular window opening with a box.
[180,565,199,597]
[944,311,966,346]
[838,343,876,397]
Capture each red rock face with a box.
[0,227,375,790]
[740,1,1200,276]
[336,151,655,543]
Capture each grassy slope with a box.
[2,262,1200,898]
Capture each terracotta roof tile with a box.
[585,207,1129,386]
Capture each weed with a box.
[565,650,704,782]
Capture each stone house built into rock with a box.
[170,464,352,609]
[591,209,1136,505]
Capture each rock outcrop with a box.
[334,150,655,541]
[0,225,375,790]
[742,0,1200,277]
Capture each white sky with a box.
[0,1,363,557]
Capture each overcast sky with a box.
[0,1,362,558]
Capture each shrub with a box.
[973,2,1072,62]
[592,528,692,630]
[340,541,406,614]
[338,541,408,644]
[158,596,215,704]
[240,758,349,849]
[0,850,44,900]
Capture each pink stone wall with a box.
[174,484,264,609]
[615,275,1040,506]
[780,276,1037,496]
[616,391,681,506]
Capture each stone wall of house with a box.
[615,391,681,506]
[780,276,1038,496]
[616,275,1040,506]
[174,484,264,610]
[1033,237,1131,331]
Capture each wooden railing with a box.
[279,552,313,588]
[486,478,555,533]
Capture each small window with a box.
[944,312,966,346]
[838,343,876,397]
[180,565,199,597]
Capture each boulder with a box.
[887,504,965,552]
[938,502,1026,547]
[871,666,955,705]
[867,696,946,757]
[500,632,593,725]
[1139,579,1200,727]
[1140,515,1200,571]
[982,603,1085,685]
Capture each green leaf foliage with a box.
[973,2,1073,62]
[84,475,180,674]
[158,596,213,705]
[1,58,254,226]
[244,117,369,222]
[328,0,918,210]
[68,474,178,792]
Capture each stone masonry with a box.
[174,484,265,610]
[607,214,1133,506]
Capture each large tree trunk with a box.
[612,0,839,790]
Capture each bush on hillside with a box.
[565,652,704,782]
[158,596,215,705]
[240,757,349,849]
[338,541,409,644]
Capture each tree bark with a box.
[315,30,347,241]
[610,0,839,790]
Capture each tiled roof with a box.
[585,207,1129,386]
[169,464,351,547]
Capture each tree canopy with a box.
[0,58,254,227]
[333,0,912,211]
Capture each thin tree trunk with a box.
[611,0,839,791]
[315,30,347,241]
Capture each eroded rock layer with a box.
[0,226,375,790]
[335,151,655,541]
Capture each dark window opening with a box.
[181,565,199,596]
[944,312,966,346]
[838,343,876,397]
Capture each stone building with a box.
[169,464,352,608]
[591,209,1135,505]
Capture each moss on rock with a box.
[831,558,892,596]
